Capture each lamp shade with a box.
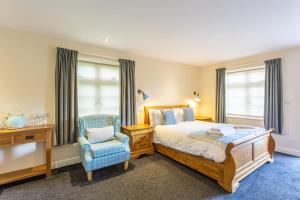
[143,93,151,101]
[138,89,151,102]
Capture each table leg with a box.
[45,130,52,177]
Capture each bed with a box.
[144,105,275,192]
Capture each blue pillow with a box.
[183,108,195,121]
[161,109,177,125]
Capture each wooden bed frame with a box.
[144,105,275,192]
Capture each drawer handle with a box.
[25,135,35,140]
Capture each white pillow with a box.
[173,108,184,122]
[149,109,163,126]
[86,126,114,144]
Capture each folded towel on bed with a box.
[188,125,266,150]
[205,128,224,138]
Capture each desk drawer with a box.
[14,131,45,144]
[0,136,12,147]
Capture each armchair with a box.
[78,114,130,181]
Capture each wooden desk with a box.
[0,125,53,185]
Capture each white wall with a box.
[1,26,299,174]
[198,47,300,156]
[0,27,201,173]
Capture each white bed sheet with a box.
[153,121,237,163]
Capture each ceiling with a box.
[0,0,300,66]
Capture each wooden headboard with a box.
[144,104,190,124]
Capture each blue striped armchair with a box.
[78,114,130,181]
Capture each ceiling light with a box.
[104,38,108,43]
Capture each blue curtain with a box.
[264,58,283,134]
[119,59,137,126]
[215,68,226,123]
[55,47,78,145]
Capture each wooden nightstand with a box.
[121,124,154,160]
[195,116,213,122]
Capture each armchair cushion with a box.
[78,114,119,137]
[90,139,125,158]
[87,126,115,144]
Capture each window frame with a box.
[77,54,120,117]
[225,65,265,119]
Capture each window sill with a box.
[226,115,263,121]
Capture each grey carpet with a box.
[0,152,299,200]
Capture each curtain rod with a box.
[78,52,120,66]
[226,66,265,74]
[78,52,119,61]
[224,57,280,69]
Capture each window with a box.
[226,66,265,118]
[77,60,120,116]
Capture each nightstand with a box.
[121,124,154,160]
[195,116,213,122]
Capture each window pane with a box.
[77,61,120,117]
[78,63,97,80]
[78,84,97,97]
[99,66,119,81]
[226,67,265,117]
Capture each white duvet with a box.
[153,121,238,163]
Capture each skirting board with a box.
[51,156,81,169]
[275,146,300,157]
[50,147,299,169]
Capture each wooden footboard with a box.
[154,129,275,193]
[219,128,275,192]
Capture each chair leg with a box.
[87,171,92,181]
[124,160,129,170]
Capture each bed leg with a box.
[268,130,276,157]
[267,130,276,164]
[218,180,240,193]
